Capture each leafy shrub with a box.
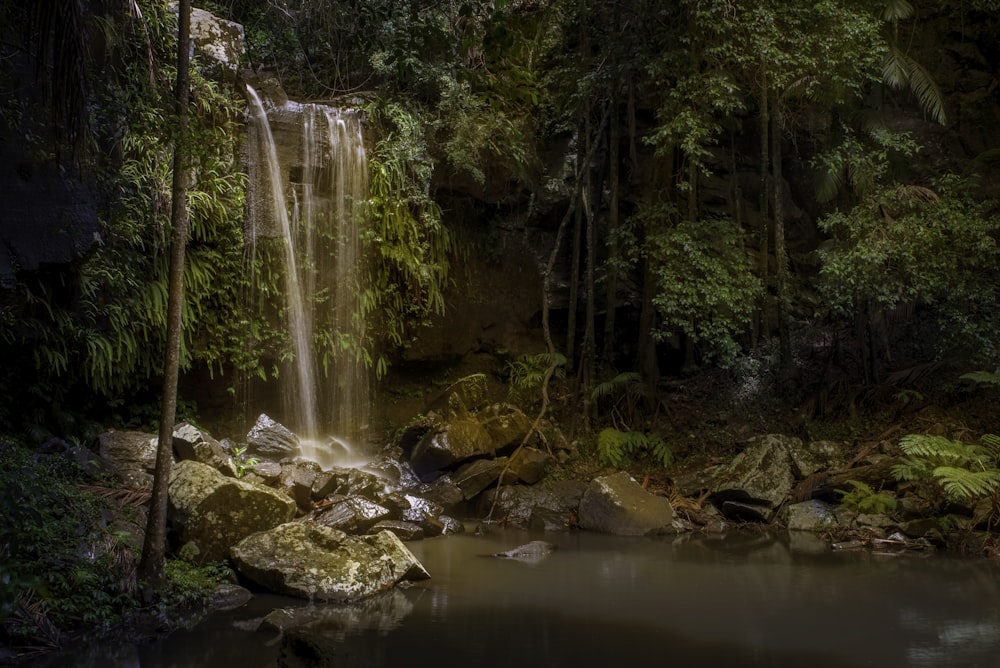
[0,441,142,649]
[836,479,897,514]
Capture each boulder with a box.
[785,499,838,532]
[246,414,300,460]
[313,496,391,534]
[413,474,465,507]
[478,403,533,452]
[168,460,297,563]
[278,461,321,512]
[97,430,158,488]
[480,479,588,527]
[709,434,800,521]
[507,446,554,484]
[230,523,429,601]
[172,422,233,474]
[189,6,245,75]
[452,458,504,499]
[208,583,253,611]
[528,506,573,532]
[369,520,424,541]
[409,417,495,476]
[578,471,677,536]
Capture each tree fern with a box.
[892,433,1000,503]
[932,467,1000,502]
[960,369,1000,387]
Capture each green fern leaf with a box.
[933,466,1000,502]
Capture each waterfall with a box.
[244,85,370,460]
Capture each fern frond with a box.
[597,428,672,469]
[597,427,631,468]
[882,0,914,21]
[891,456,934,482]
[960,369,1000,386]
[898,434,980,465]
[932,466,1000,502]
[649,436,674,468]
[592,371,644,400]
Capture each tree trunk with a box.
[758,76,770,342]
[601,85,620,365]
[566,116,584,370]
[771,90,792,372]
[138,0,191,598]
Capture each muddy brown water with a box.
[24,529,1000,667]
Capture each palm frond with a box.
[592,371,645,401]
[882,0,915,21]
[882,44,947,125]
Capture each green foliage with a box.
[231,446,259,478]
[507,352,566,401]
[812,128,921,203]
[836,479,898,514]
[597,428,673,470]
[818,176,1000,361]
[362,101,454,375]
[592,371,649,431]
[892,433,1000,503]
[433,73,529,184]
[0,441,141,648]
[960,369,1000,387]
[162,560,234,609]
[2,0,252,427]
[619,206,761,364]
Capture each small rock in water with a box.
[491,540,557,564]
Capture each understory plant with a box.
[506,352,566,404]
[597,428,673,469]
[0,438,235,654]
[892,433,1000,504]
[0,440,142,650]
[836,479,898,514]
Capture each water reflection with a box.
[23,530,1000,667]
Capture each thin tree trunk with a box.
[566,117,584,370]
[138,0,191,598]
[771,90,791,371]
[602,85,620,365]
[758,76,770,341]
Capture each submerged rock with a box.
[230,522,429,602]
[491,540,557,564]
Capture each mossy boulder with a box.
[231,522,429,601]
[168,459,297,563]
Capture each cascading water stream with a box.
[244,85,370,464]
